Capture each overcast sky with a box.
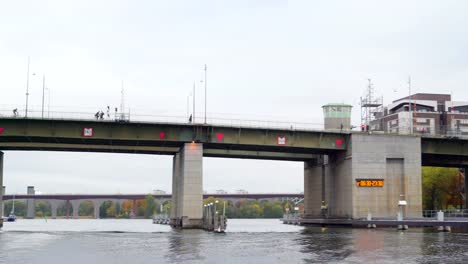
[1,0,468,194]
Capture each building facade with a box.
[370,93,468,137]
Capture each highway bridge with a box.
[0,117,467,228]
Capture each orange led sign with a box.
[356,179,384,187]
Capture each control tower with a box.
[322,103,353,131]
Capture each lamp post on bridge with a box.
[24,57,34,118]
[41,74,46,119]
[203,64,207,124]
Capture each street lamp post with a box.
[193,82,196,123]
[41,75,46,119]
[47,86,51,118]
[25,57,31,118]
[204,64,207,124]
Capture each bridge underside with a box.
[0,140,318,161]
[422,154,468,167]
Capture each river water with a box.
[0,219,467,264]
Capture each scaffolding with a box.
[360,79,383,130]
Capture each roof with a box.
[393,93,451,103]
[322,103,353,108]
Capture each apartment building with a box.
[370,93,468,136]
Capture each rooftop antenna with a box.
[408,76,413,134]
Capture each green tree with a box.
[57,202,68,217]
[162,201,171,215]
[240,201,263,218]
[35,200,51,217]
[79,201,94,217]
[263,201,284,218]
[422,167,459,210]
[144,195,157,218]
[100,201,113,218]
[4,200,26,217]
[106,204,116,217]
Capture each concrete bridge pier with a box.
[170,143,203,229]
[26,186,36,219]
[2,186,5,218]
[49,200,62,219]
[70,200,82,219]
[303,134,423,219]
[304,156,331,218]
[0,152,3,221]
[93,200,105,219]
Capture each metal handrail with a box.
[0,108,327,132]
[422,209,468,218]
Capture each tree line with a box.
[422,167,465,210]
[3,195,299,219]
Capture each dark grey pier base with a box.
[282,218,468,228]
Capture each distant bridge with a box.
[2,193,304,201]
[1,193,304,219]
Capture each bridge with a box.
[1,192,303,219]
[0,117,467,228]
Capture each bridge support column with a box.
[49,200,61,219]
[465,167,467,210]
[170,143,203,229]
[1,186,5,218]
[304,156,334,218]
[0,152,3,223]
[93,200,104,219]
[65,200,71,218]
[70,200,81,219]
[26,186,35,219]
[304,134,422,220]
[170,153,180,226]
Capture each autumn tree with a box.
[422,167,459,210]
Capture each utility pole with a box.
[41,75,45,118]
[193,81,196,123]
[25,56,31,118]
[187,95,190,120]
[47,87,51,118]
[204,64,207,124]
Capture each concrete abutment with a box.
[304,134,422,219]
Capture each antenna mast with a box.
[360,79,383,131]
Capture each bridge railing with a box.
[367,117,468,139]
[422,209,468,218]
[0,107,327,131]
[2,107,468,137]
